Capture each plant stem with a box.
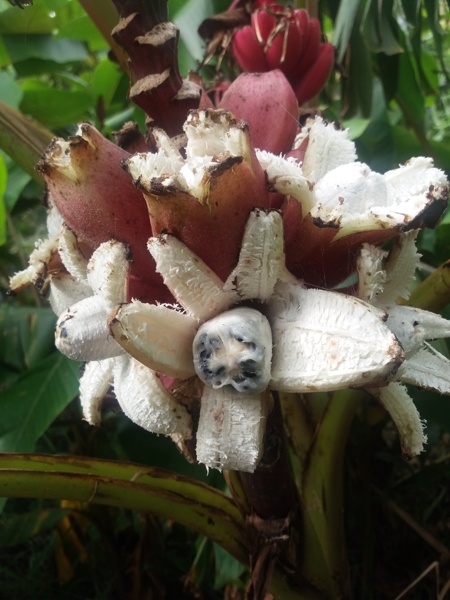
[408,259,450,312]
[279,391,314,495]
[0,454,247,564]
[300,389,362,599]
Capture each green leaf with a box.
[92,60,124,112]
[213,542,246,589]
[0,0,85,35]
[0,306,57,371]
[345,26,373,117]
[0,152,6,246]
[0,70,22,108]
[57,14,110,52]
[342,118,371,140]
[19,85,92,129]
[400,0,421,26]
[0,35,10,68]
[395,50,425,126]
[0,507,69,547]
[361,0,403,55]
[173,0,211,63]
[3,162,31,211]
[332,0,360,62]
[0,353,80,453]
[2,34,88,64]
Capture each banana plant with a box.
[1,0,449,598]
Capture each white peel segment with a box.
[184,109,247,161]
[300,118,357,182]
[109,300,198,379]
[386,304,450,354]
[256,150,316,214]
[376,382,427,457]
[126,111,250,203]
[58,224,88,282]
[395,345,450,394]
[384,156,447,198]
[196,386,268,472]
[46,197,64,237]
[48,273,92,316]
[9,237,57,292]
[268,282,403,393]
[223,210,285,301]
[87,240,129,308]
[148,235,238,321]
[113,356,192,437]
[356,244,388,303]
[55,296,125,360]
[377,231,421,305]
[125,138,184,192]
[79,359,115,425]
[312,158,448,239]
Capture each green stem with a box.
[0,453,247,564]
[407,259,450,312]
[0,102,53,182]
[300,389,362,599]
[279,392,314,495]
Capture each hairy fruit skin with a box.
[36,123,171,304]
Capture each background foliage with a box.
[0,0,449,598]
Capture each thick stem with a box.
[279,391,314,495]
[239,396,298,521]
[0,454,247,563]
[300,389,362,599]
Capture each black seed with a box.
[240,359,256,369]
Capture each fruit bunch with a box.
[231,2,334,104]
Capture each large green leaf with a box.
[0,306,57,371]
[91,60,124,112]
[332,0,360,62]
[0,352,80,453]
[0,70,22,108]
[19,85,92,128]
[0,0,84,35]
[57,14,110,51]
[2,34,88,64]
[361,0,404,55]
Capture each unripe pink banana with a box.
[294,43,334,105]
[232,24,268,72]
[295,17,321,72]
[219,70,299,153]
